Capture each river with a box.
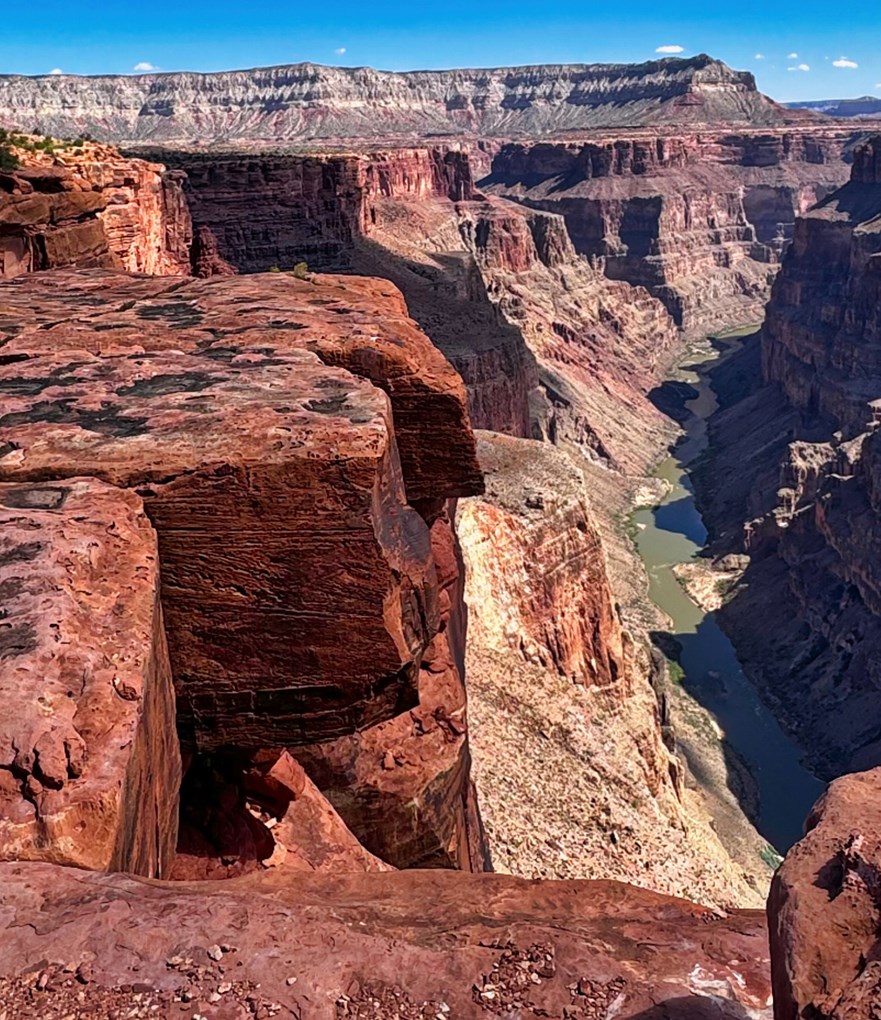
[632,334,825,853]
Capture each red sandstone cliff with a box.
[0,138,192,277]
[0,268,486,872]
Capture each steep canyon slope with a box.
[0,55,804,144]
[697,137,881,778]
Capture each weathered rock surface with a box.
[0,55,809,144]
[768,767,881,1020]
[0,861,771,1019]
[0,139,192,278]
[0,343,436,753]
[0,267,489,870]
[698,136,881,778]
[484,127,865,336]
[0,477,179,876]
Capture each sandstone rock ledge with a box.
[0,862,770,1019]
[0,478,179,876]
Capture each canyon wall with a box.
[484,127,865,336]
[0,55,806,144]
[167,144,679,467]
[457,431,770,907]
[0,139,192,278]
[699,137,881,778]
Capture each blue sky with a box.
[2,0,880,103]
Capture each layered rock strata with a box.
[0,861,772,1019]
[0,478,179,876]
[0,55,808,144]
[457,431,769,907]
[0,267,487,870]
[484,127,864,335]
[699,137,881,777]
[168,144,679,466]
[1,139,192,278]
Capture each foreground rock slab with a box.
[0,478,179,875]
[0,862,771,1019]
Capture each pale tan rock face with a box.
[0,477,180,876]
[458,433,624,689]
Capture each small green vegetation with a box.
[760,844,783,870]
[291,261,310,280]
[269,265,282,273]
[0,127,98,170]
[667,658,685,686]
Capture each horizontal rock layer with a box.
[0,55,807,144]
[1,140,192,278]
[484,127,865,335]
[0,862,772,1018]
[0,477,179,876]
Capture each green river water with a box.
[632,336,824,852]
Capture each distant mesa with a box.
[0,54,805,145]
[786,95,881,117]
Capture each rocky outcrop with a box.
[0,267,488,871]
[484,127,862,335]
[0,55,808,145]
[0,478,180,877]
[768,767,881,1020]
[458,433,625,687]
[0,861,772,1018]
[0,139,192,278]
[697,137,881,777]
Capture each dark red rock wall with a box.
[0,268,490,872]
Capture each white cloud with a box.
[787,63,811,72]
[334,47,347,56]
[49,68,63,75]
[655,45,685,54]
[832,57,859,69]
[787,52,799,59]
[133,61,158,72]
[754,53,765,60]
